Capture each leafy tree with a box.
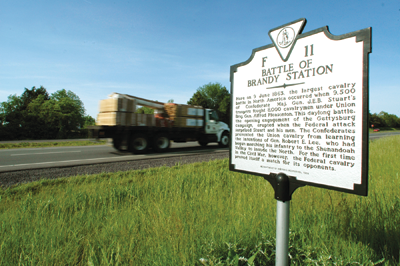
[0,86,50,139]
[83,115,96,128]
[187,82,230,124]
[378,111,399,128]
[187,90,209,108]
[0,94,24,139]
[369,112,384,128]
[26,94,57,138]
[0,87,88,140]
[50,89,86,138]
[21,86,50,108]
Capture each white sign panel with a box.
[230,19,371,195]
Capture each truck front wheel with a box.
[153,134,170,152]
[219,131,229,148]
[129,134,149,154]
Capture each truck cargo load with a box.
[97,113,155,127]
[99,97,136,113]
[164,103,204,120]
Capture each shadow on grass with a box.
[352,223,400,263]
[330,204,400,264]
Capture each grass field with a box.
[0,136,399,265]
[0,140,107,149]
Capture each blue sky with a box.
[1,0,399,119]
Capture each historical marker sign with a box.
[230,18,371,195]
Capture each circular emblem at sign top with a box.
[277,27,295,48]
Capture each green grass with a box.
[0,140,107,149]
[0,136,399,265]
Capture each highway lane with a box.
[369,131,400,140]
[0,142,226,172]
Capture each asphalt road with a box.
[0,141,226,173]
[368,131,400,140]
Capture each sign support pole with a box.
[275,173,291,266]
[276,200,290,266]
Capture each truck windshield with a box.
[209,110,219,121]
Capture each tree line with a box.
[369,111,400,128]
[0,86,95,140]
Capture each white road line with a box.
[11,151,82,156]
[0,145,109,153]
[0,155,144,168]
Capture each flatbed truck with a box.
[89,94,230,154]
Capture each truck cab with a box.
[201,109,230,147]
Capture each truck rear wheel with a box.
[129,134,149,154]
[153,134,170,153]
[219,131,229,148]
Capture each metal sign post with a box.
[276,200,289,266]
[229,18,371,265]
